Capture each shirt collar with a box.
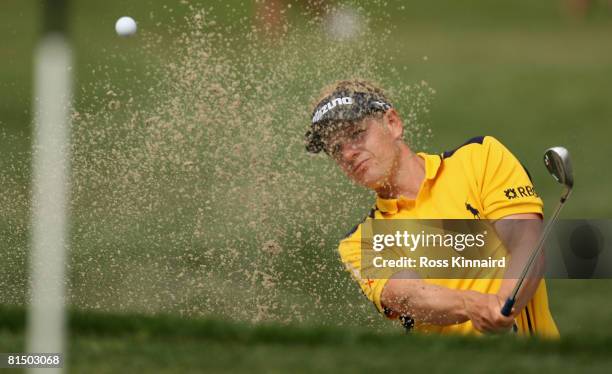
[375,153,442,214]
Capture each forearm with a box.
[494,215,545,315]
[381,277,471,326]
[381,275,516,332]
[499,251,545,313]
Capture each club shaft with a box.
[508,193,570,302]
[502,148,572,318]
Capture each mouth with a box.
[352,158,370,173]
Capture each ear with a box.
[383,109,404,140]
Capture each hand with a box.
[462,291,515,333]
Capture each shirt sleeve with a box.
[337,224,390,314]
[479,136,544,219]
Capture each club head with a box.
[544,146,574,191]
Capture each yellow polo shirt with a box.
[338,136,559,338]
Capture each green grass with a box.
[0,306,610,373]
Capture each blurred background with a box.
[1,0,612,372]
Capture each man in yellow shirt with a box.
[305,79,559,337]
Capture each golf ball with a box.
[115,16,137,37]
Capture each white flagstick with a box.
[27,34,72,374]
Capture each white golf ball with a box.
[115,16,137,37]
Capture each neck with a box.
[375,144,425,200]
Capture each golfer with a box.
[306,79,559,337]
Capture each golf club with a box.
[500,146,574,317]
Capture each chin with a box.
[354,172,385,189]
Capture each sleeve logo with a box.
[465,202,481,219]
[504,185,538,200]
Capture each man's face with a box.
[323,115,400,189]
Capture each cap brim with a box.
[305,120,357,154]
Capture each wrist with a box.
[459,290,477,320]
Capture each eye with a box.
[323,138,341,157]
[331,143,342,156]
[350,128,366,140]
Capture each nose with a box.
[340,142,360,164]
